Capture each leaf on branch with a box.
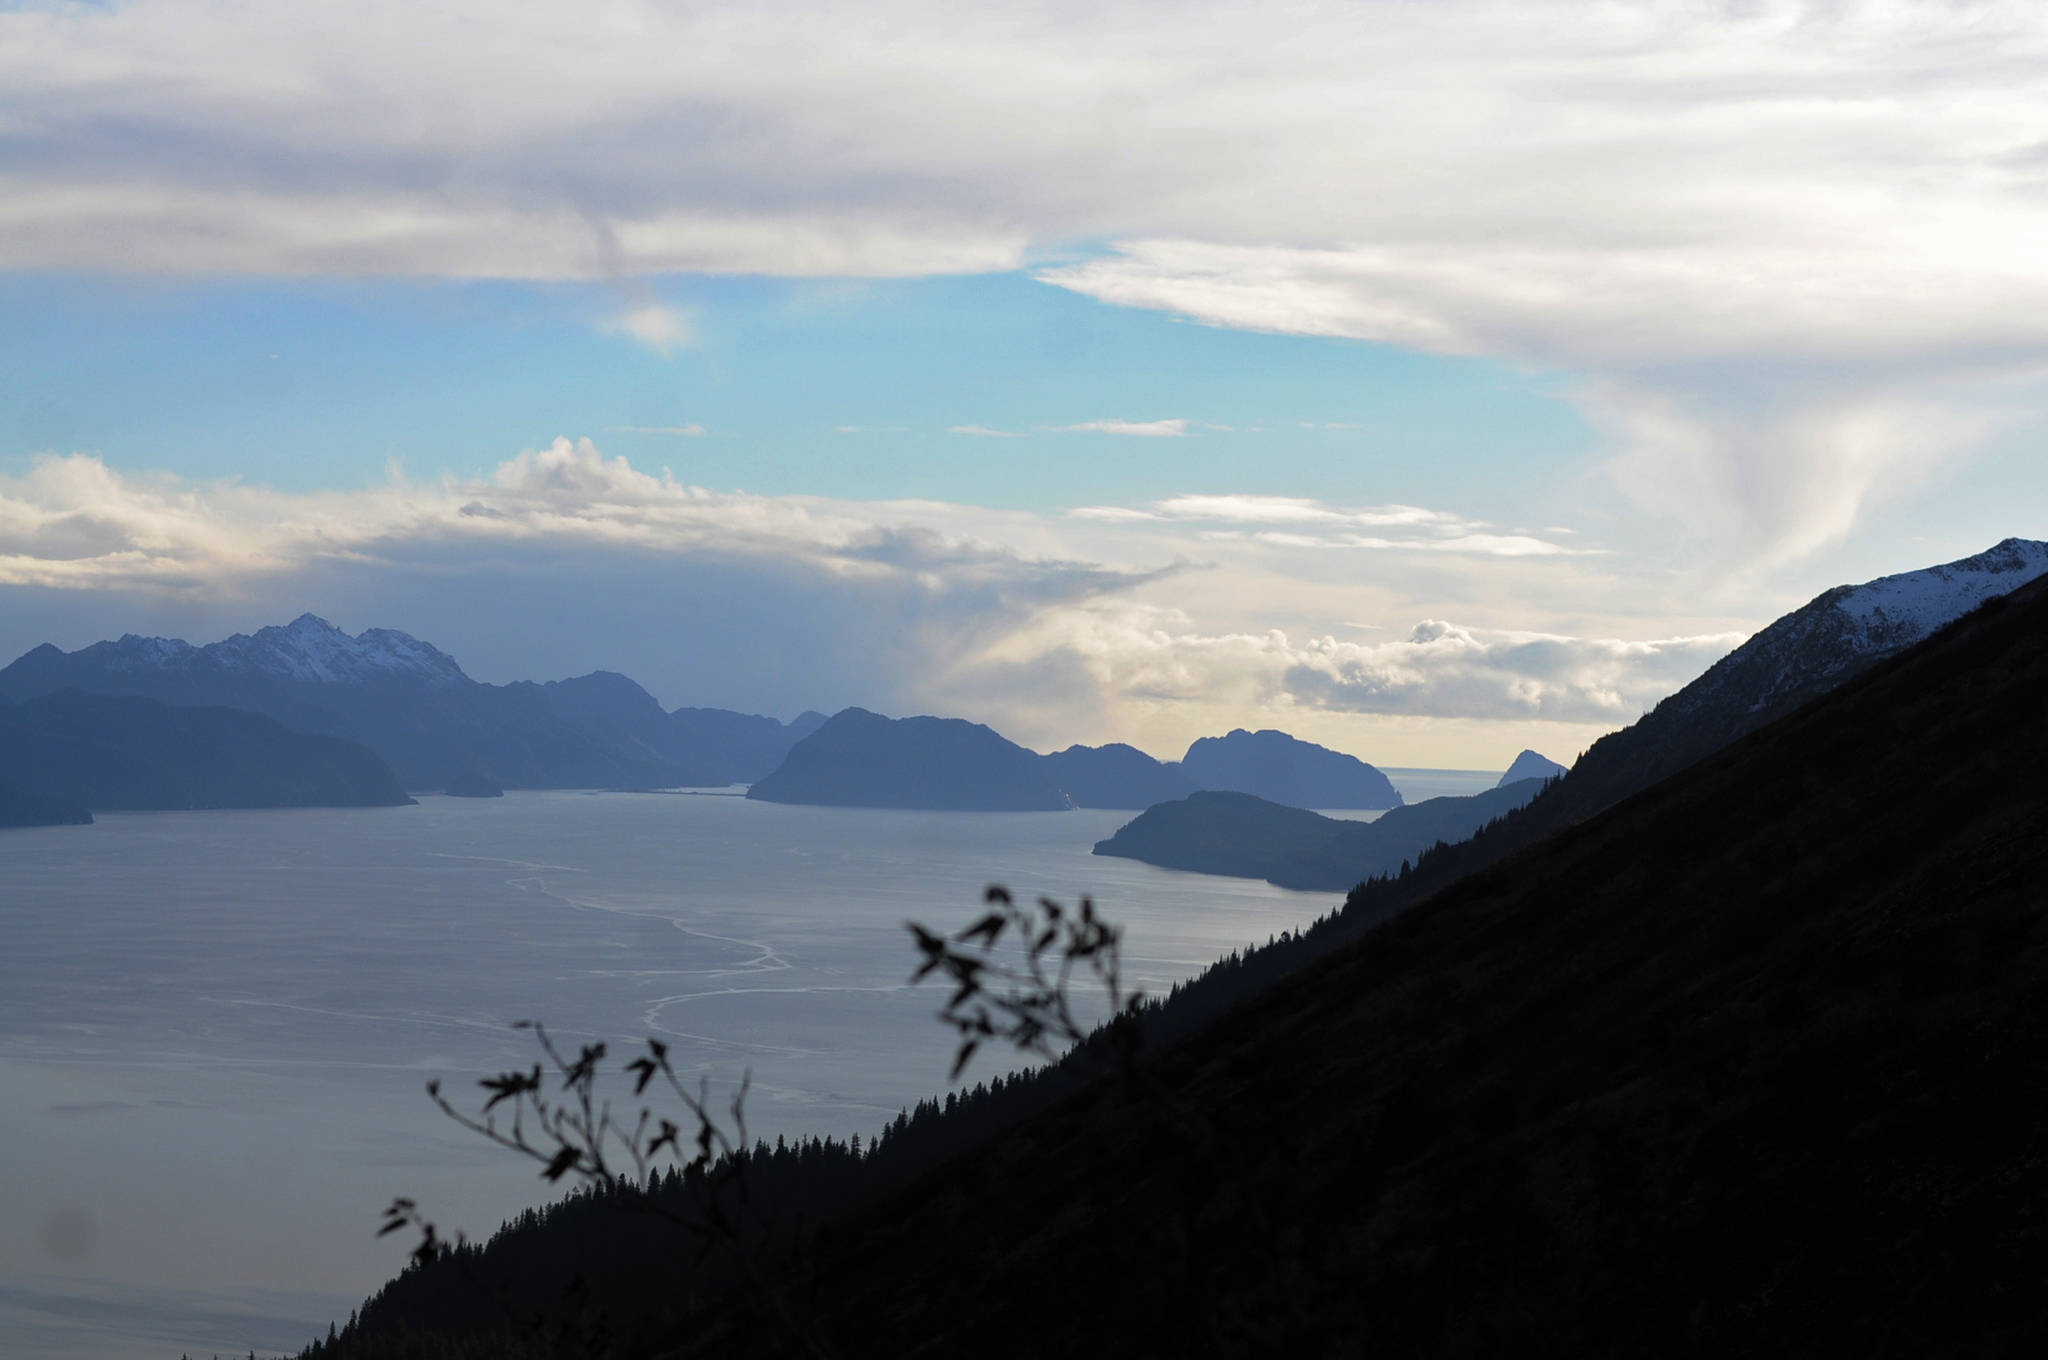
[479,1066,542,1111]
[542,1146,581,1182]
[562,1043,606,1089]
[955,912,1007,945]
[626,1056,658,1095]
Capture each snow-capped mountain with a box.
[1553,537,2048,820]
[81,614,471,687]
[1667,537,2048,724]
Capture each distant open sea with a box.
[0,771,1482,1358]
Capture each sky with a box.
[3,0,2046,767]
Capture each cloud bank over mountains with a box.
[6,2,2047,563]
[0,438,1738,760]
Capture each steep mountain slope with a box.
[0,691,412,810]
[1179,728,1403,809]
[746,708,1073,810]
[724,570,2048,1357]
[0,617,816,791]
[1549,535,2046,821]
[1094,779,1544,890]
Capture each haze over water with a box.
[0,784,1478,1359]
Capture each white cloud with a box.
[983,601,1741,728]
[1056,418,1189,437]
[605,304,693,357]
[949,425,1021,438]
[1283,619,1745,723]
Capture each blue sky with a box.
[2,270,1593,514]
[2,1,2046,767]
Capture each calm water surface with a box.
[0,789,1391,1359]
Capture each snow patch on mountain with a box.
[102,634,198,672]
[95,614,471,686]
[1677,537,2048,720]
[1833,538,2048,642]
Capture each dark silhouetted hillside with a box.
[1179,727,1402,808]
[0,691,412,810]
[711,570,2048,1357]
[1095,778,1544,890]
[747,708,1072,810]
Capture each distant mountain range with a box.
[1094,779,1546,890]
[0,614,1409,813]
[0,690,411,812]
[0,615,824,792]
[748,711,1408,812]
[17,539,2033,823]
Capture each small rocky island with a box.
[1094,778,1547,891]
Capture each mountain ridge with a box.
[0,618,820,791]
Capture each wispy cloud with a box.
[1070,494,1593,558]
[950,425,1022,438]
[608,424,707,438]
[1056,419,1189,437]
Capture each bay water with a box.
[0,787,1390,1358]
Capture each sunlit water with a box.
[0,772,1482,1358]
